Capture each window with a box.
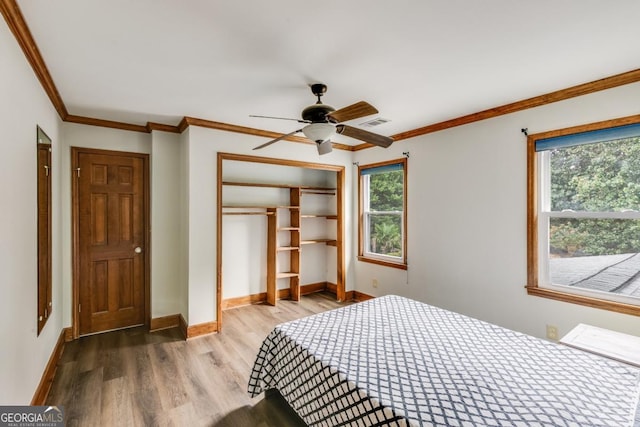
[358,158,407,269]
[527,117,640,315]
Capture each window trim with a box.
[526,113,640,317]
[358,158,408,270]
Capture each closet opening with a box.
[216,152,345,329]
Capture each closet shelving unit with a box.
[222,181,337,305]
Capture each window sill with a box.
[526,286,640,317]
[358,256,407,270]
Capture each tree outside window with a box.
[359,159,407,268]
[527,118,640,316]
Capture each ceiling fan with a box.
[251,84,394,155]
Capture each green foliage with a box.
[367,170,403,256]
[370,170,403,211]
[549,136,640,256]
[550,219,640,256]
[370,215,402,256]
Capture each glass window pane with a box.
[367,213,402,257]
[549,218,640,298]
[369,170,403,212]
[549,137,640,212]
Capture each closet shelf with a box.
[222,205,299,209]
[276,272,299,279]
[301,190,336,196]
[301,214,338,219]
[222,211,274,216]
[301,239,337,246]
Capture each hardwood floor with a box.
[46,292,353,426]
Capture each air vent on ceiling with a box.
[359,117,390,128]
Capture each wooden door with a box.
[73,148,148,336]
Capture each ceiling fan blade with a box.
[336,124,393,148]
[327,101,378,123]
[317,140,333,155]
[253,129,303,150]
[250,115,310,124]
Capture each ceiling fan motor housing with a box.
[302,104,335,123]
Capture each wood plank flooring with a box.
[46,292,353,426]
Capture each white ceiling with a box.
[16,0,640,145]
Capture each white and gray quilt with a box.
[248,295,640,426]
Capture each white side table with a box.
[560,323,640,368]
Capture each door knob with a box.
[134,247,142,254]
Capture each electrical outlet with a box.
[372,279,378,288]
[546,325,558,341]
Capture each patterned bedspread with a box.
[248,295,640,426]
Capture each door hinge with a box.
[75,167,81,178]
[44,165,49,176]
[78,304,81,313]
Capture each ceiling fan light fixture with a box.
[317,140,333,155]
[302,123,335,143]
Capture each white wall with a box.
[0,21,63,404]
[179,129,190,322]
[354,82,640,339]
[150,131,186,318]
[185,126,354,324]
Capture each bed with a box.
[248,295,640,426]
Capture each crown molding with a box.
[65,114,149,133]
[4,0,640,150]
[146,121,181,133]
[389,68,640,143]
[183,116,312,144]
[0,0,68,119]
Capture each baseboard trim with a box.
[277,288,291,300]
[301,282,328,295]
[150,314,182,332]
[222,282,333,310]
[186,320,218,339]
[220,284,373,311]
[31,328,67,405]
[222,292,268,310]
[179,314,188,340]
[353,291,375,302]
[63,327,73,342]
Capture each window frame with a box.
[526,114,640,317]
[358,158,408,270]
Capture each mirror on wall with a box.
[37,125,52,335]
